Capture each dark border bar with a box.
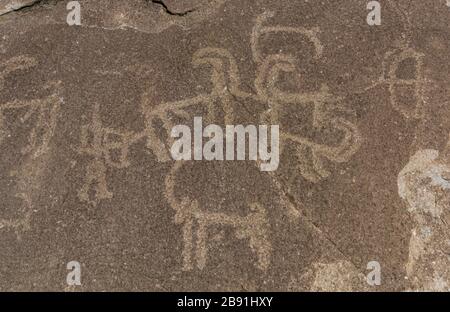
[0,292,449,310]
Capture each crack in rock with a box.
[150,0,196,17]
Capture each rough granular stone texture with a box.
[0,0,449,291]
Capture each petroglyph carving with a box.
[76,103,144,206]
[141,91,211,162]
[0,56,61,235]
[0,155,48,238]
[1,93,62,158]
[257,64,361,182]
[143,12,360,184]
[385,47,425,119]
[251,11,323,64]
[365,46,426,120]
[1,56,61,158]
[165,162,271,271]
[0,55,37,90]
[252,14,360,183]
[139,12,360,271]
[360,44,425,120]
[398,143,450,291]
[361,1,426,120]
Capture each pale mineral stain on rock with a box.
[288,260,368,292]
[398,146,450,291]
[310,261,368,292]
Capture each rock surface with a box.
[0,0,449,291]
